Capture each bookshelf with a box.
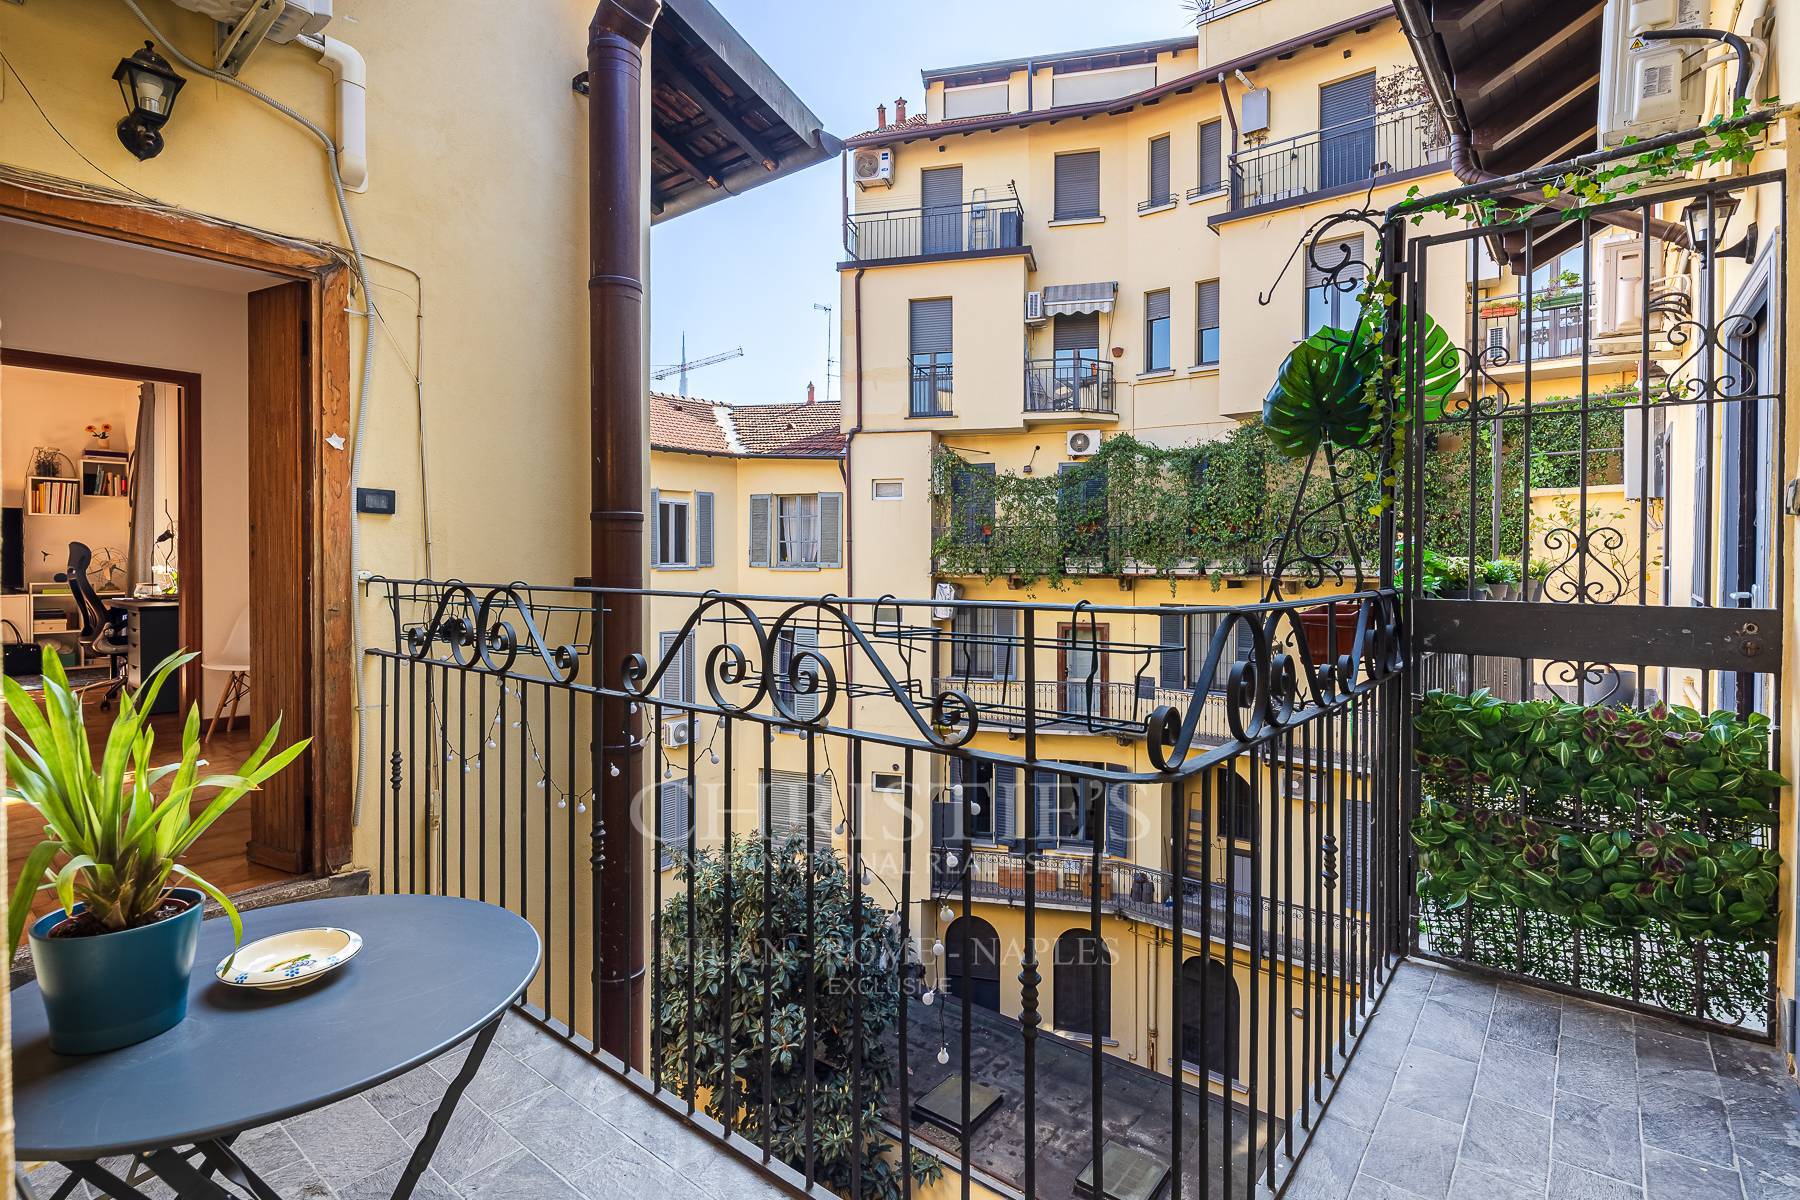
[82,451,130,499]
[27,476,80,516]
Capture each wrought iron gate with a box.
[1389,160,1787,1032]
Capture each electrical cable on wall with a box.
[118,0,380,827]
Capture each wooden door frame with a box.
[0,348,204,711]
[0,182,355,874]
[1056,620,1109,718]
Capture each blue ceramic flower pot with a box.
[27,887,204,1055]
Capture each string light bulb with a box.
[939,904,954,923]
[609,763,621,778]
[932,940,944,957]
[710,751,720,766]
[936,1045,950,1065]
[921,988,935,1006]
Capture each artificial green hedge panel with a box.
[1413,690,1785,948]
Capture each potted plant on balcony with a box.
[1478,558,1521,600]
[6,650,310,1054]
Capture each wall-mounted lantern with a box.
[111,41,186,161]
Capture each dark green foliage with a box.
[654,837,941,1200]
[1412,689,1785,947]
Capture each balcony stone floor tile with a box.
[18,1011,798,1200]
[1287,958,1800,1200]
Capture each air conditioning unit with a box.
[853,147,894,189]
[167,0,332,75]
[1595,237,1648,337]
[1025,291,1045,323]
[1066,430,1100,457]
[1597,0,1708,147]
[661,719,693,748]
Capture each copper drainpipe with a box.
[589,0,659,1068]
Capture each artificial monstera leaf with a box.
[1396,307,1464,422]
[1261,327,1375,458]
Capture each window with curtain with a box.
[1145,289,1172,372]
[776,494,820,566]
[1195,280,1220,365]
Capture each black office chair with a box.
[66,542,129,710]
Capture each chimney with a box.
[806,381,816,404]
[876,102,887,130]
[894,96,908,123]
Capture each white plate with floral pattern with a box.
[215,927,362,990]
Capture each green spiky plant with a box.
[5,649,311,956]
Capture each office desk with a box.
[113,597,181,715]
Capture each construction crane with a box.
[652,333,744,396]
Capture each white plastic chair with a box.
[204,607,250,745]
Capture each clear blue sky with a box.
[648,1,1190,407]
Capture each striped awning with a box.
[1042,282,1117,316]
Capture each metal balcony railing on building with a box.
[845,196,1025,263]
[932,676,1235,742]
[1229,102,1447,211]
[366,580,1408,1199]
[1475,292,1589,365]
[934,847,1353,974]
[909,362,955,417]
[1024,358,1115,416]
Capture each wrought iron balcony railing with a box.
[909,362,954,417]
[845,196,1026,262]
[365,581,1407,1198]
[933,847,1352,974]
[1024,358,1115,416]
[1475,292,1589,365]
[931,676,1235,741]
[1229,102,1447,211]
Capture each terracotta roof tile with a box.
[650,392,843,458]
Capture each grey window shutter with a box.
[748,494,772,567]
[1305,236,1365,288]
[993,766,1016,842]
[793,627,820,719]
[1053,312,1100,352]
[1032,771,1058,842]
[650,489,661,566]
[1106,782,1130,856]
[658,780,689,869]
[920,165,964,255]
[1160,610,1186,690]
[1145,290,1171,321]
[682,631,696,703]
[658,631,680,702]
[909,298,953,354]
[1319,71,1376,128]
[1148,134,1171,203]
[1197,120,1222,192]
[818,492,843,568]
[1054,150,1101,220]
[1235,614,1257,669]
[696,491,714,567]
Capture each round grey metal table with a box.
[12,894,540,1200]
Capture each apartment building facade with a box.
[828,0,1457,1129]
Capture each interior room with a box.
[0,216,309,910]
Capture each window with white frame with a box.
[777,494,820,566]
[654,494,689,567]
[872,479,904,500]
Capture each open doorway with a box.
[0,197,354,895]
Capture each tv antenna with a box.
[812,303,836,403]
